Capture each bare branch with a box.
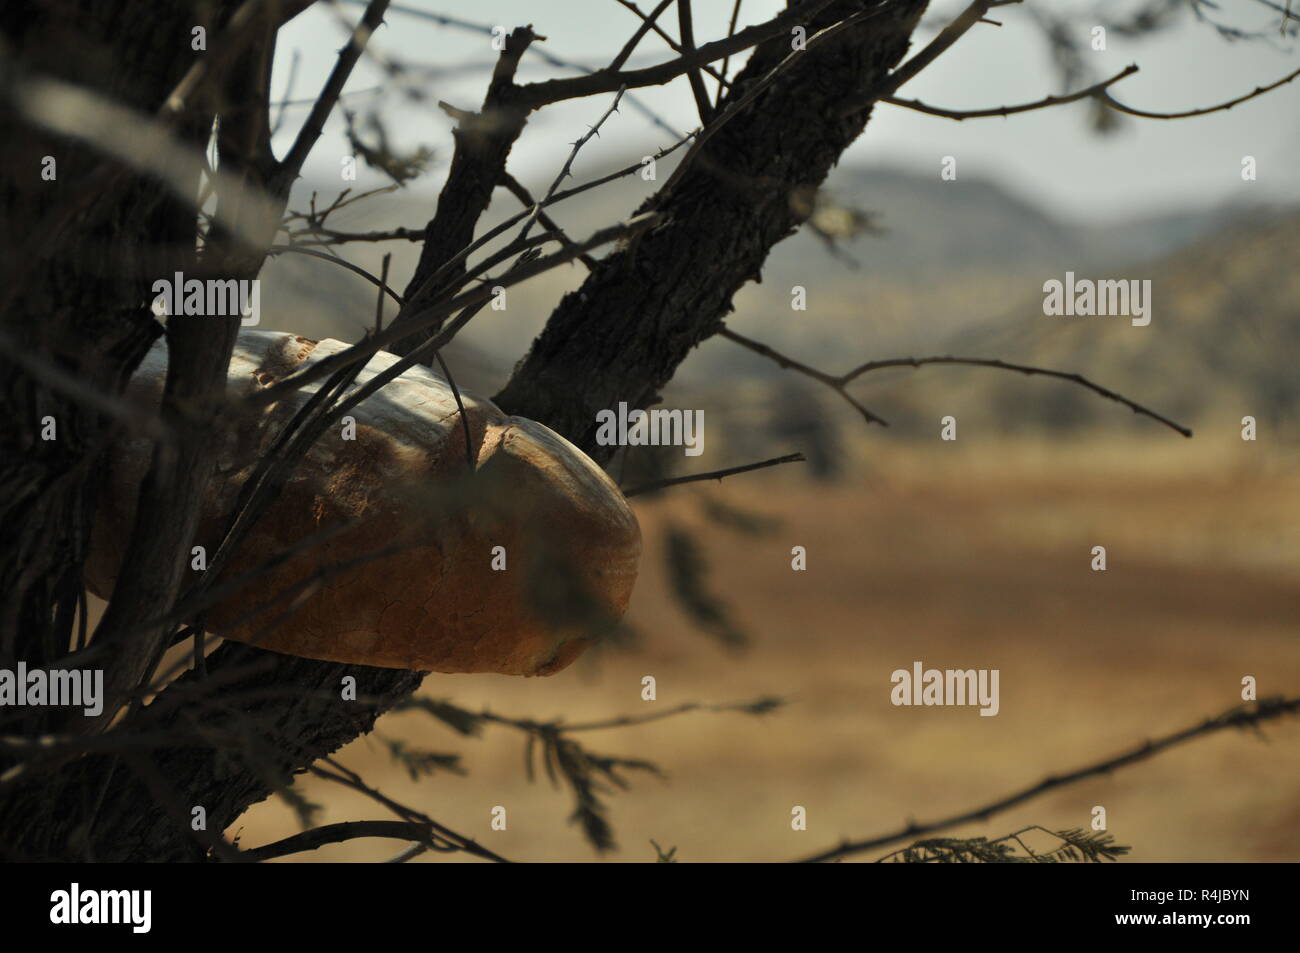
[276,0,392,195]
[839,0,1017,118]
[284,224,426,246]
[499,173,597,270]
[719,327,889,427]
[518,86,628,243]
[717,0,745,108]
[676,1,717,124]
[349,0,687,136]
[623,452,806,497]
[374,252,391,334]
[1099,64,1300,119]
[515,0,839,108]
[798,696,1300,863]
[268,244,404,303]
[839,354,1193,437]
[609,0,678,71]
[247,212,663,410]
[419,131,693,284]
[390,23,541,339]
[564,696,784,732]
[884,64,1138,120]
[420,348,477,469]
[721,327,1192,438]
[608,0,732,100]
[239,819,462,862]
[309,758,510,863]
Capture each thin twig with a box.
[676,1,716,124]
[1099,64,1300,119]
[719,327,889,427]
[608,0,734,95]
[716,0,744,108]
[721,327,1192,438]
[285,224,426,246]
[239,820,462,862]
[499,173,597,270]
[515,0,840,109]
[386,843,429,863]
[276,0,392,194]
[374,252,391,334]
[623,452,806,497]
[433,350,476,470]
[267,244,403,303]
[838,355,1192,437]
[310,758,510,863]
[797,696,1300,863]
[838,0,1008,118]
[344,0,686,136]
[246,213,662,409]
[883,64,1138,120]
[564,697,784,732]
[518,86,628,242]
[609,0,678,71]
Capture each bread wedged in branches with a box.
[85,330,641,676]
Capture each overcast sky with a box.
[271,0,1299,224]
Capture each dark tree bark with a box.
[0,0,233,724]
[0,0,927,860]
[2,643,423,862]
[395,26,539,325]
[495,0,927,458]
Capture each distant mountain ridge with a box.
[253,163,1294,444]
[934,210,1300,435]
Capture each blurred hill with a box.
[935,211,1300,439]
[256,161,1295,474]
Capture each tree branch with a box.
[676,1,716,124]
[495,0,929,454]
[239,819,463,861]
[838,0,1004,118]
[517,86,628,242]
[275,0,392,196]
[719,327,889,426]
[610,0,682,71]
[499,173,597,270]
[391,24,540,346]
[1099,64,1300,119]
[838,354,1193,437]
[514,0,840,109]
[798,696,1300,863]
[716,0,745,108]
[623,452,806,497]
[247,212,662,410]
[883,63,1138,120]
[720,327,1192,438]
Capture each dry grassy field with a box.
[229,434,1300,862]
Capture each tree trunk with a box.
[495,0,927,457]
[0,0,926,860]
[0,0,228,728]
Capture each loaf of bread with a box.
[84,330,641,676]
